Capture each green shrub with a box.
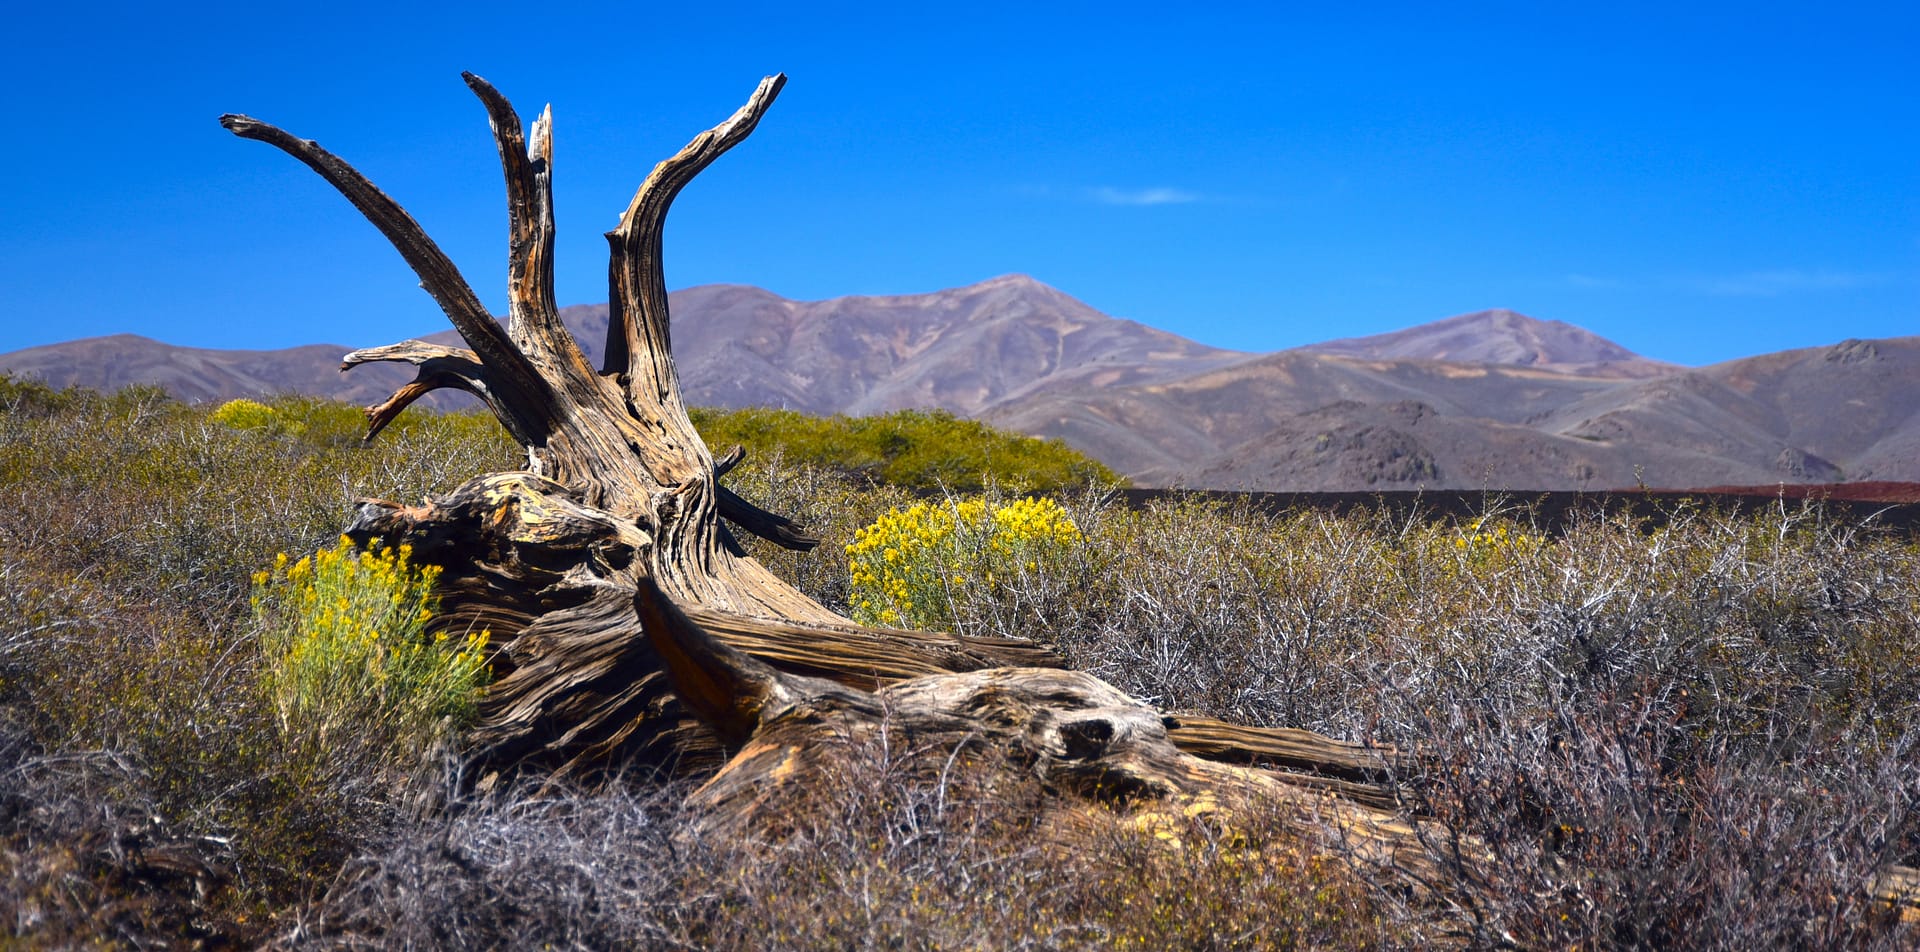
[253,537,489,746]
[846,495,1082,629]
[0,373,79,416]
[691,406,1120,492]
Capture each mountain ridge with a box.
[5,276,1911,492]
[1297,307,1679,379]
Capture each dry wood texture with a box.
[226,74,1918,923]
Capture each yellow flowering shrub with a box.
[846,496,1082,630]
[252,537,489,744]
[209,398,283,431]
[1452,516,1545,569]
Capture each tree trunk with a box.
[223,74,1918,923]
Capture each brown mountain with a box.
[8,276,1239,418]
[986,351,1624,485]
[992,337,1920,490]
[408,275,1243,416]
[3,277,1913,491]
[1298,308,1678,378]
[0,333,420,405]
[1537,338,1920,483]
[577,275,1246,416]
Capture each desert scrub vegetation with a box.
[834,495,1920,946]
[0,385,520,939]
[294,727,1398,949]
[1,379,1917,948]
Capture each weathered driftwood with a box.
[224,74,1917,921]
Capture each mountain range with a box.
[4,275,1914,491]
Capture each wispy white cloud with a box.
[1086,186,1202,206]
[1565,273,1622,289]
[1002,184,1210,206]
[1683,269,1892,297]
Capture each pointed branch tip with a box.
[218,114,263,137]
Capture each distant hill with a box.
[1537,337,1920,483]
[4,277,1913,492]
[992,337,1920,491]
[0,333,419,406]
[1297,308,1677,379]
[527,275,1247,416]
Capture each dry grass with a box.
[293,725,1395,950]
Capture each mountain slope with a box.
[7,276,1239,418]
[1538,337,1920,483]
[1299,308,1677,378]
[991,354,1608,488]
[992,337,1920,491]
[0,333,419,406]
[4,278,1913,492]
[669,275,1246,415]
[417,276,1245,416]
[986,350,1626,479]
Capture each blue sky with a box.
[1,2,1913,365]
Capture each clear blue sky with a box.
[1,1,1913,366]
